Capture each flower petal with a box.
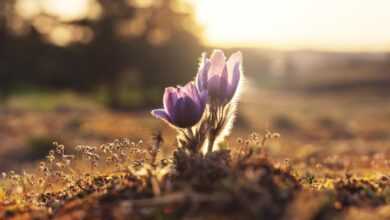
[227,62,241,100]
[172,97,200,128]
[151,109,171,123]
[163,87,178,117]
[181,82,198,101]
[208,74,221,98]
[196,54,210,92]
[208,49,226,78]
[219,65,229,99]
[226,51,242,83]
[181,82,205,117]
[199,90,208,109]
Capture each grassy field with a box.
[0,88,389,219]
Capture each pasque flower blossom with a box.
[196,49,242,104]
[151,82,207,128]
[151,49,243,154]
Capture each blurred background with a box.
[1,0,390,170]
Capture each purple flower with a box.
[151,82,207,128]
[196,50,242,103]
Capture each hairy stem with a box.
[207,106,221,154]
[207,129,217,154]
[177,127,207,153]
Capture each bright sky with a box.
[16,0,390,51]
[194,0,390,51]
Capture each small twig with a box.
[76,179,92,193]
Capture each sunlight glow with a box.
[15,0,390,51]
[16,0,100,22]
[42,0,91,21]
[194,0,390,51]
[16,0,100,21]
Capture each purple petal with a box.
[182,82,205,113]
[163,87,178,117]
[227,62,241,100]
[172,98,187,127]
[226,52,242,100]
[219,65,229,99]
[181,82,197,101]
[196,54,210,92]
[199,90,208,109]
[208,49,226,78]
[226,51,242,83]
[151,109,171,123]
[208,74,221,98]
[172,97,201,128]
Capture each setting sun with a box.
[194,0,390,51]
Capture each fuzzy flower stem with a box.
[186,128,199,153]
[207,129,217,154]
[177,127,206,153]
[206,104,224,154]
[206,109,216,154]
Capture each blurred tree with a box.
[0,0,203,108]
